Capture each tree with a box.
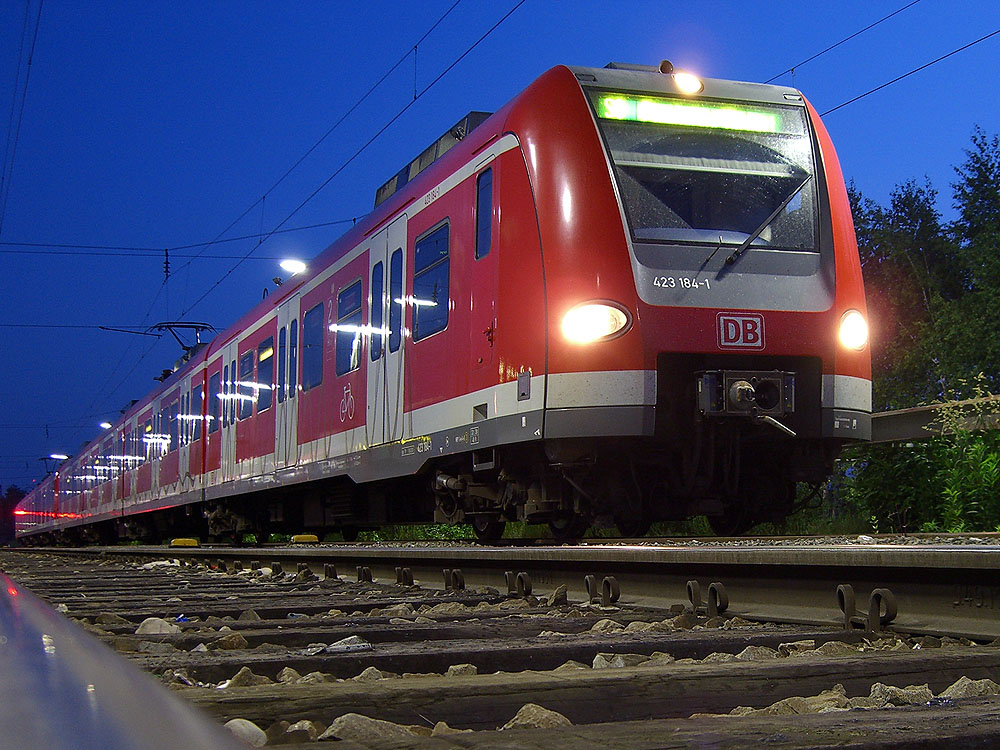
[933,126,1000,396]
[952,126,1000,259]
[851,128,1000,407]
[837,128,1000,533]
[851,180,960,408]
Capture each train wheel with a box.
[339,525,359,542]
[615,518,652,538]
[708,470,795,535]
[707,503,754,536]
[251,522,272,546]
[471,516,506,544]
[548,513,588,542]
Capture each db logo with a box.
[717,312,765,350]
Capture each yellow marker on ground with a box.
[291,534,319,544]
[169,538,200,548]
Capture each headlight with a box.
[838,309,868,350]
[672,71,704,95]
[561,302,630,344]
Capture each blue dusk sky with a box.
[1,1,998,490]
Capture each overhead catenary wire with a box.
[0,408,131,432]
[169,0,466,290]
[180,0,527,319]
[764,0,922,84]
[0,323,176,330]
[0,248,283,260]
[0,216,361,257]
[3,2,518,490]
[21,1,526,486]
[0,0,43,241]
[0,428,92,435]
[63,282,168,460]
[0,1,31,239]
[821,27,1000,116]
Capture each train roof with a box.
[373,111,493,209]
[570,62,803,105]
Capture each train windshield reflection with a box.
[594,95,817,252]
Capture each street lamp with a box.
[280,259,307,275]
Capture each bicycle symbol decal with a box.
[340,384,356,422]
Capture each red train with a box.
[16,62,870,543]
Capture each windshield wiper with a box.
[701,235,724,267]
[724,174,812,267]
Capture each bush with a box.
[833,429,1000,534]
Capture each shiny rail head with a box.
[0,573,244,750]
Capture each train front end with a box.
[509,63,870,533]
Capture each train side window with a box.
[277,327,287,404]
[143,419,152,461]
[186,391,193,443]
[229,359,236,423]
[239,352,254,420]
[179,393,188,447]
[222,365,229,426]
[336,281,363,376]
[302,303,324,391]
[153,409,160,455]
[413,222,450,341]
[257,337,274,412]
[192,384,203,441]
[289,319,298,398]
[389,249,403,353]
[169,401,179,451]
[475,168,492,259]
[370,262,384,361]
[209,372,221,433]
[158,406,169,455]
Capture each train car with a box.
[16,61,870,544]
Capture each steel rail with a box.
[33,542,1000,642]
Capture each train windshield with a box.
[592,93,817,252]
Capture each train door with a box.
[179,373,192,483]
[366,215,407,444]
[115,423,128,506]
[220,339,239,483]
[275,295,301,467]
[470,162,498,372]
[365,229,388,445]
[123,416,137,512]
[149,398,162,496]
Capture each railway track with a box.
[3,543,1000,747]
[49,536,1000,639]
